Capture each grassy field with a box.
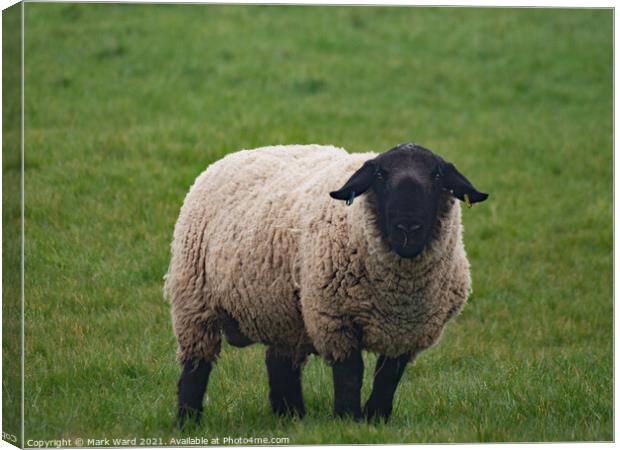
[3,4,612,444]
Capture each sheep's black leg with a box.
[363,354,410,422]
[177,358,212,428]
[332,349,364,420]
[265,348,305,417]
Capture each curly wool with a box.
[165,145,471,364]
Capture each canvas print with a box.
[2,2,613,446]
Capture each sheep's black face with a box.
[330,143,489,259]
[372,147,444,257]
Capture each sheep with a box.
[164,142,488,426]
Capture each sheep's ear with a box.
[330,160,376,204]
[442,162,489,204]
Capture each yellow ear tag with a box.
[464,193,473,208]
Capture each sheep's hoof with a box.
[334,409,363,422]
[272,404,306,419]
[362,404,392,423]
[270,396,306,418]
[177,406,202,429]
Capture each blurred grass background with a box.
[6,3,613,443]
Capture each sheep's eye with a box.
[433,167,443,181]
[375,170,387,181]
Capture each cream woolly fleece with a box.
[165,145,471,364]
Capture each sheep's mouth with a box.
[391,245,424,259]
[388,234,426,259]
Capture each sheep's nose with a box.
[396,223,422,234]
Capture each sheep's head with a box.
[330,143,489,259]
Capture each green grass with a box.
[6,3,612,444]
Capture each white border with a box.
[0,0,617,8]
[0,2,615,450]
[20,1,25,447]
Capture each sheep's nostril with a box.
[396,223,422,234]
